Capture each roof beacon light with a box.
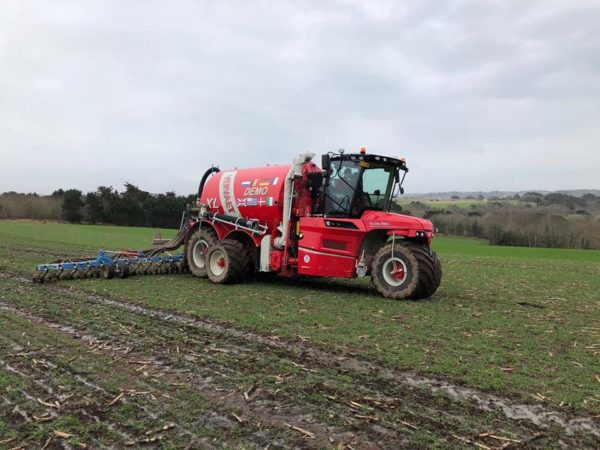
[359,147,366,154]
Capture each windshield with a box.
[361,165,395,210]
[323,159,396,217]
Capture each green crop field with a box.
[0,220,598,449]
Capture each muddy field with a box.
[0,275,597,449]
[0,222,599,449]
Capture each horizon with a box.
[2,185,599,198]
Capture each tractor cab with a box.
[295,149,440,293]
[319,150,408,218]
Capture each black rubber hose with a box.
[203,211,259,229]
[198,166,220,199]
[144,167,220,258]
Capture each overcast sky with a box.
[1,0,599,195]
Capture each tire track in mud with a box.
[2,272,600,447]
[1,350,252,450]
[0,337,154,449]
[0,302,391,449]
[46,281,600,440]
[0,361,121,449]
[1,310,288,449]
[0,326,301,450]
[2,287,501,449]
[0,309,425,450]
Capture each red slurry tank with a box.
[200,164,291,229]
[185,150,442,300]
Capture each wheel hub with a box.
[192,239,209,268]
[382,256,408,287]
[209,249,226,276]
[390,261,405,280]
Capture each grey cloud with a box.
[1,0,599,195]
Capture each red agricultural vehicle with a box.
[185,149,441,299]
[34,149,441,299]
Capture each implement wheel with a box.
[371,240,442,300]
[205,239,248,284]
[32,271,44,284]
[115,264,129,279]
[186,228,217,278]
[101,265,115,279]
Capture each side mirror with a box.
[321,155,330,172]
[307,172,323,199]
[374,189,381,196]
[392,185,404,198]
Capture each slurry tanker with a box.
[35,149,441,300]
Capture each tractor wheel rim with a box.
[192,239,209,269]
[209,249,226,276]
[382,257,408,287]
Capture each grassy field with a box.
[0,220,598,449]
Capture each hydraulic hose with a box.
[198,166,220,199]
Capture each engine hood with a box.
[360,210,433,233]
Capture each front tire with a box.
[371,240,442,300]
[186,228,217,278]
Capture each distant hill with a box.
[404,189,600,200]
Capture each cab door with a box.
[297,217,365,278]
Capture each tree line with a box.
[403,192,600,250]
[429,210,600,250]
[0,184,195,229]
[2,187,599,250]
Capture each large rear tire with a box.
[186,228,218,278]
[371,240,442,300]
[242,242,256,277]
[205,239,249,284]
